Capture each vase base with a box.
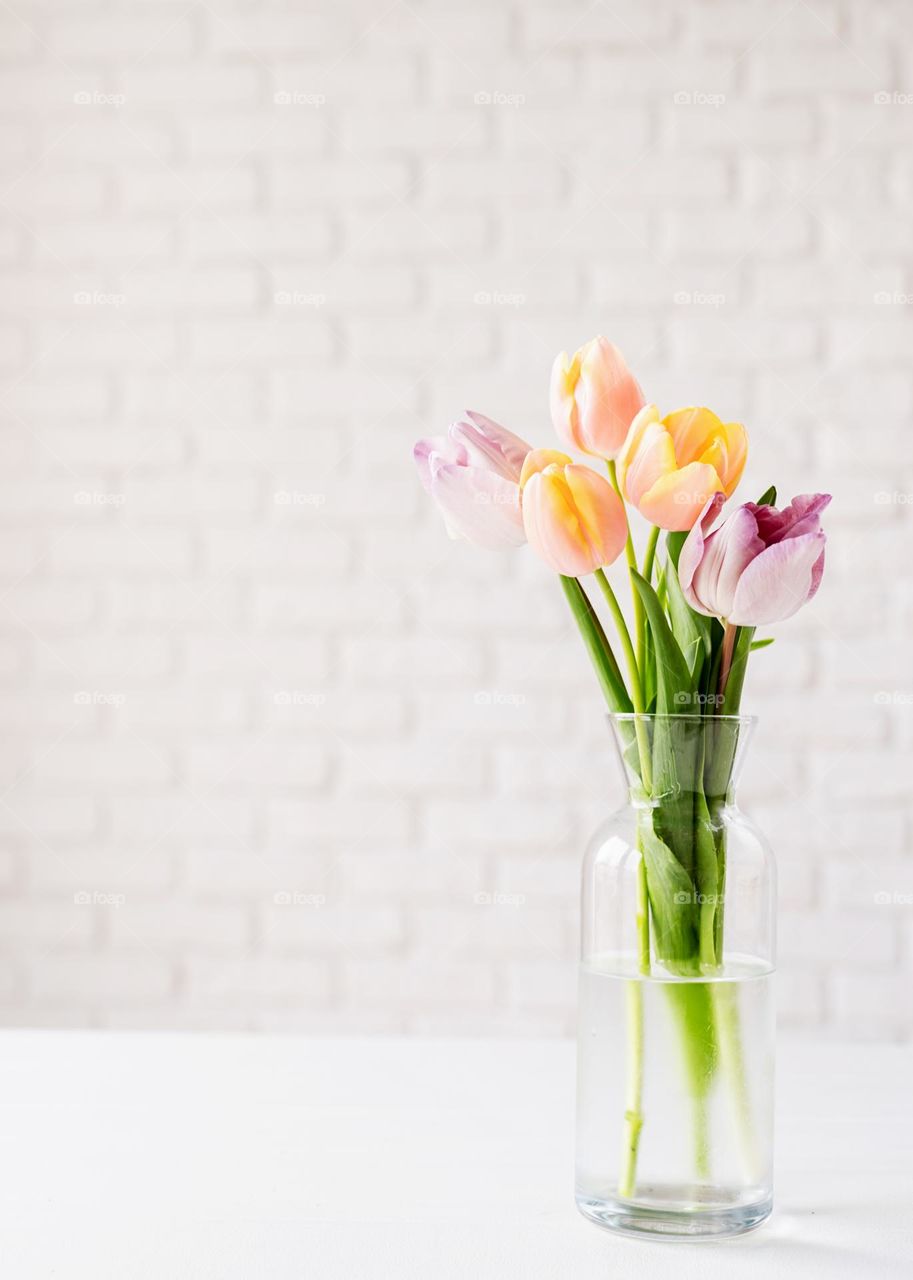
[576,1187,772,1241]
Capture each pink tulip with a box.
[413,411,532,550]
[519,448,628,576]
[550,336,645,460]
[679,492,831,626]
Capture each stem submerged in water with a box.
[618,980,644,1199]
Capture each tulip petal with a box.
[576,337,645,458]
[638,462,725,532]
[430,461,525,549]
[728,530,827,626]
[751,492,832,545]
[564,464,628,567]
[549,351,580,452]
[413,435,468,493]
[450,410,532,482]
[616,404,661,498]
[519,447,573,489]
[693,506,765,619]
[620,418,677,507]
[664,406,748,495]
[522,472,593,575]
[679,493,726,614]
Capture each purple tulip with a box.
[413,411,532,550]
[679,491,831,626]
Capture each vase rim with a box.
[609,712,757,726]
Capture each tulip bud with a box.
[679,492,831,626]
[519,448,628,577]
[413,411,532,550]
[617,404,748,532]
[550,337,645,460]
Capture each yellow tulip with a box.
[617,405,748,532]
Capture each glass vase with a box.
[575,713,775,1240]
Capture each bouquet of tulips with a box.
[414,336,830,1191]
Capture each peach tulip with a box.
[617,404,748,532]
[519,449,627,576]
[550,336,645,460]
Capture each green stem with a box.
[593,569,652,792]
[607,458,646,670]
[618,979,644,1199]
[713,982,760,1183]
[641,525,660,584]
[594,559,654,1201]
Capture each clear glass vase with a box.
[575,713,775,1240]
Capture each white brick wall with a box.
[1,0,911,1039]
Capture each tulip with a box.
[617,404,748,532]
[519,448,628,577]
[679,491,831,626]
[550,336,645,460]
[413,411,532,550]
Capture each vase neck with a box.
[609,714,755,805]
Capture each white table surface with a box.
[0,1032,910,1278]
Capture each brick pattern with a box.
[1,0,911,1038]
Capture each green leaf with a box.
[665,530,688,569]
[756,485,777,507]
[559,576,633,715]
[665,555,713,684]
[638,814,699,965]
[749,636,775,652]
[630,571,694,714]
